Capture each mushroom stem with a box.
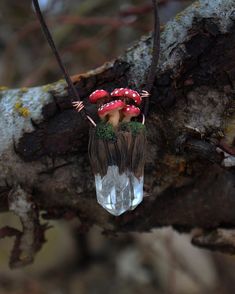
[121,105,141,123]
[122,116,131,123]
[108,110,120,127]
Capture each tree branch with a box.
[0,0,235,261]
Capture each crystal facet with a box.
[95,165,143,216]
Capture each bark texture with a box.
[0,0,235,264]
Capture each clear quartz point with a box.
[95,165,143,216]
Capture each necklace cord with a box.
[32,0,159,120]
[143,0,160,116]
[32,0,84,104]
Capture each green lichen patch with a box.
[119,121,146,136]
[95,122,116,141]
[14,101,30,117]
[20,87,28,93]
[0,86,9,91]
[42,84,54,93]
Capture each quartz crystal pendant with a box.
[95,167,144,216]
[89,124,146,216]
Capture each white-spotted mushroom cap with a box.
[89,89,110,104]
[110,88,142,105]
[122,104,140,121]
[98,100,125,119]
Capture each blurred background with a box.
[1,1,235,293]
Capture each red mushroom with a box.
[98,100,125,127]
[122,105,140,122]
[110,88,142,105]
[89,89,110,107]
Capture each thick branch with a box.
[0,0,235,255]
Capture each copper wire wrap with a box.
[140,90,149,125]
[72,101,96,127]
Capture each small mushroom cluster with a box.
[89,88,143,127]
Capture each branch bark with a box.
[0,0,235,260]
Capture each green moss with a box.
[120,121,146,136]
[95,122,116,141]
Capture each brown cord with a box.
[32,0,160,120]
[143,0,160,116]
[32,0,88,121]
